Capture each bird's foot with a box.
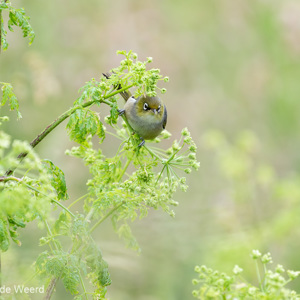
[138,138,145,147]
[118,109,125,116]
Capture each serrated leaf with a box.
[1,83,22,119]
[43,159,68,201]
[85,242,112,288]
[67,109,105,145]
[107,103,119,125]
[0,218,10,251]
[7,7,35,44]
[117,223,140,252]
[53,212,72,235]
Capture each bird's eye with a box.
[143,102,149,111]
[157,105,161,113]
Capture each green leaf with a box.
[53,212,72,235]
[66,109,105,145]
[117,223,140,252]
[43,159,69,201]
[1,83,22,119]
[85,242,112,287]
[107,103,119,125]
[1,3,35,50]
[0,218,10,252]
[7,7,35,45]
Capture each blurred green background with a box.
[1,0,300,299]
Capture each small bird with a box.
[119,95,167,146]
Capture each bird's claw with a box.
[118,109,125,116]
[138,139,145,147]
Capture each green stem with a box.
[117,158,132,182]
[22,182,75,217]
[85,207,95,223]
[144,145,163,161]
[79,271,89,300]
[43,219,59,252]
[0,6,2,54]
[68,193,88,209]
[255,260,263,291]
[89,202,124,233]
[5,83,134,176]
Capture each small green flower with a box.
[233,265,243,275]
[189,145,197,153]
[251,249,262,259]
[184,168,192,174]
[262,252,273,264]
[181,127,190,136]
[275,264,285,273]
[287,270,300,280]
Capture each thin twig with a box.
[89,202,124,233]
[43,277,59,300]
[4,83,134,177]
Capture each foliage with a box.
[0,47,199,299]
[0,82,22,119]
[0,2,199,298]
[192,250,300,300]
[0,117,55,251]
[0,0,35,51]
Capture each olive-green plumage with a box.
[124,95,167,140]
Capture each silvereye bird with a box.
[119,95,167,146]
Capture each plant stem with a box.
[68,193,88,209]
[22,182,75,218]
[117,158,132,182]
[144,145,163,161]
[89,202,124,233]
[5,84,134,176]
[0,252,1,297]
[79,272,89,300]
[255,260,263,291]
[43,277,59,300]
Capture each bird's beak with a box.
[152,109,157,114]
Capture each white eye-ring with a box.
[157,105,161,113]
[143,102,149,111]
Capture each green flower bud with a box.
[275,264,285,273]
[162,130,172,139]
[181,127,190,136]
[191,161,200,170]
[147,57,153,63]
[262,253,272,264]
[233,265,243,275]
[251,250,262,259]
[184,136,192,144]
[180,184,188,192]
[287,270,300,280]
[248,287,257,295]
[192,291,198,297]
[99,82,107,89]
[189,145,197,153]
[172,141,180,151]
[188,153,196,160]
[180,177,186,184]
